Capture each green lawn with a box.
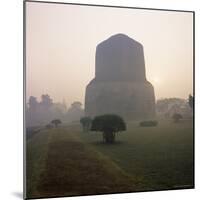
[79,119,194,190]
[26,129,52,197]
[26,127,136,199]
[26,119,194,198]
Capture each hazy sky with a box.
[26,2,193,106]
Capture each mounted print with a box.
[24,1,194,199]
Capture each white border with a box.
[0,0,199,200]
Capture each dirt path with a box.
[36,127,135,198]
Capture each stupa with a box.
[85,34,155,120]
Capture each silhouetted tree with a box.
[189,94,194,109]
[51,119,62,127]
[26,96,40,127]
[80,117,92,132]
[156,98,192,119]
[27,94,66,127]
[40,94,53,109]
[91,114,126,144]
[172,113,183,123]
[71,101,82,109]
[28,96,38,111]
[67,101,84,121]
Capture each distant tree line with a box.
[26,94,84,127]
[156,95,193,119]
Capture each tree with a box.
[91,114,126,144]
[189,94,194,109]
[28,96,38,111]
[156,98,186,119]
[67,101,84,121]
[40,94,53,109]
[71,101,82,109]
[51,119,62,127]
[172,113,183,123]
[80,117,92,132]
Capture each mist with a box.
[26,2,193,106]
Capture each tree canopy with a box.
[80,116,92,132]
[51,119,62,127]
[189,94,194,109]
[91,114,126,143]
[172,113,183,123]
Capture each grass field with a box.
[26,119,194,198]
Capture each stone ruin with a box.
[85,34,155,120]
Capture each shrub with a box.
[51,119,62,127]
[80,116,92,132]
[172,113,183,123]
[91,114,126,143]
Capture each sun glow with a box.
[150,77,161,86]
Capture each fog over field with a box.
[26,2,193,106]
[25,2,194,199]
